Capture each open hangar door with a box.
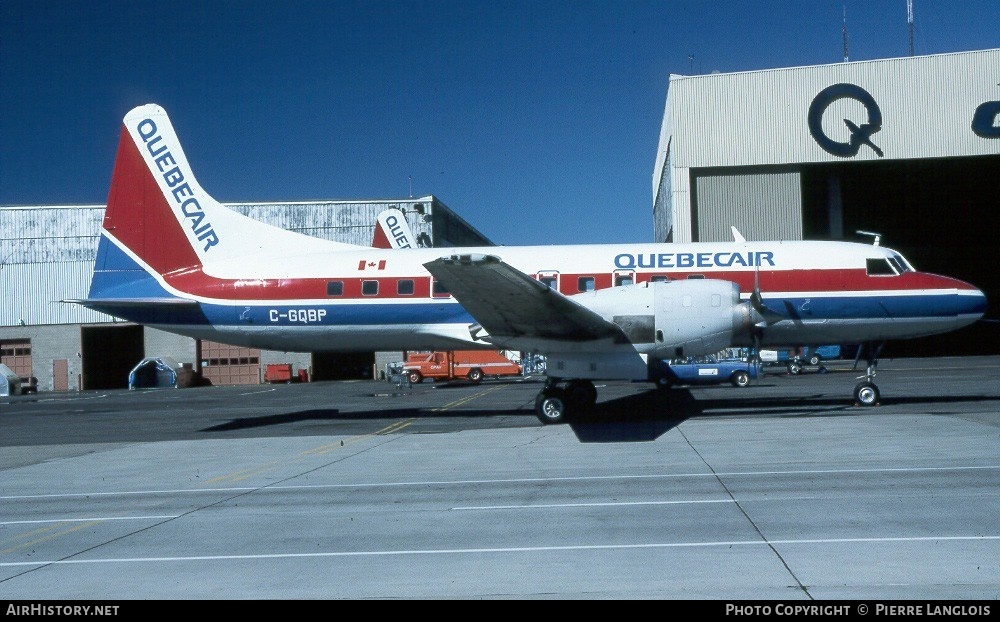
[81,324,145,389]
[311,351,375,381]
[802,155,999,357]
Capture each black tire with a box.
[807,354,821,366]
[407,371,422,384]
[730,370,751,388]
[467,368,483,382]
[535,388,569,424]
[787,361,803,375]
[854,382,880,406]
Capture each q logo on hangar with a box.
[808,83,885,158]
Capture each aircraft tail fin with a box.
[89,104,361,301]
[372,208,416,249]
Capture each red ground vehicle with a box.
[401,350,522,383]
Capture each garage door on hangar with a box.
[0,338,32,378]
[198,340,261,385]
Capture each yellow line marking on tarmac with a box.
[1,521,104,555]
[431,386,503,411]
[202,462,283,484]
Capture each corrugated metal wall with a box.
[232,198,438,248]
[652,143,674,242]
[693,168,802,242]
[1,205,108,325]
[0,206,103,264]
[2,262,107,325]
[668,49,1000,168]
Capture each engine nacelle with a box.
[572,279,753,359]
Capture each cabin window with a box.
[326,281,343,296]
[650,275,670,283]
[615,274,633,286]
[397,279,414,295]
[539,276,557,290]
[866,258,897,276]
[432,280,450,297]
[578,276,595,292]
[362,280,379,296]
[688,274,704,279]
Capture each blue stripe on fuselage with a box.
[767,294,983,321]
[94,293,970,330]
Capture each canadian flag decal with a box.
[358,259,387,271]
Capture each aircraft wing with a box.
[423,254,627,343]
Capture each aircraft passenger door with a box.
[536,271,560,293]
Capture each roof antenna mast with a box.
[842,5,849,62]
[907,0,915,56]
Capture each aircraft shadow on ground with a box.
[202,410,343,431]
[202,389,997,439]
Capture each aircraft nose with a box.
[962,287,988,318]
[949,278,987,321]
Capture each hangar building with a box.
[0,198,491,391]
[653,48,999,355]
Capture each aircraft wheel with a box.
[730,370,751,388]
[566,380,597,409]
[535,388,569,425]
[407,371,422,384]
[854,382,880,407]
[787,361,803,375]
[467,368,483,382]
[808,354,821,366]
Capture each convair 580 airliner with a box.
[74,104,987,423]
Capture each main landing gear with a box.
[853,341,885,407]
[534,378,597,424]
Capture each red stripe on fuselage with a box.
[104,125,201,275]
[148,265,972,303]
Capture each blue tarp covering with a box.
[128,357,183,389]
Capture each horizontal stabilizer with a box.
[65,297,199,308]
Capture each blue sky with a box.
[2,1,996,245]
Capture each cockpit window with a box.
[891,253,914,272]
[866,258,898,276]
